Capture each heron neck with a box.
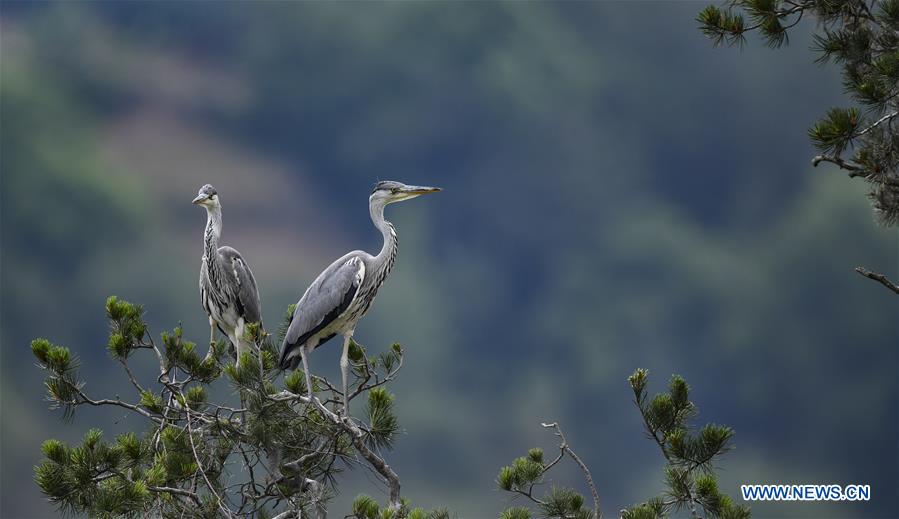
[204,206,222,261]
[370,199,398,273]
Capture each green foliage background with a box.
[1,2,895,517]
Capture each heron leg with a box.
[233,318,247,367]
[231,329,247,419]
[229,334,242,367]
[340,332,353,419]
[300,347,314,401]
[205,317,216,361]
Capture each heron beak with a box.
[403,185,442,196]
[192,194,207,205]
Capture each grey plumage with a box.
[280,255,366,365]
[194,184,262,365]
[279,181,440,416]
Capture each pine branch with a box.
[148,485,202,506]
[858,110,898,137]
[855,266,899,294]
[811,154,866,175]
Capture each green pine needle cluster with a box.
[497,454,547,494]
[697,0,795,49]
[621,369,749,519]
[34,429,157,518]
[697,5,748,47]
[105,296,147,360]
[496,431,595,518]
[808,107,860,156]
[500,506,532,519]
[365,388,399,450]
[349,494,450,519]
[539,487,591,519]
[161,326,220,383]
[698,0,899,225]
[32,338,82,421]
[276,303,298,345]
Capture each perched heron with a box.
[279,181,441,416]
[193,184,263,366]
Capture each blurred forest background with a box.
[1,2,896,517]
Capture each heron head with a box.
[370,181,441,204]
[192,184,220,207]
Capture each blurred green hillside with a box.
[1,3,896,518]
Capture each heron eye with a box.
[391,189,399,194]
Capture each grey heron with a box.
[278,181,441,416]
[193,184,263,366]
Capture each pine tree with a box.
[697,0,899,293]
[495,370,749,519]
[31,296,447,518]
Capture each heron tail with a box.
[278,342,300,371]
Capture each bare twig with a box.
[855,266,899,294]
[184,402,233,518]
[810,154,899,190]
[148,485,202,506]
[858,110,898,136]
[348,353,403,401]
[281,448,325,474]
[541,422,602,519]
[811,154,865,175]
[74,390,163,425]
[513,488,546,506]
[118,359,146,394]
[141,334,167,378]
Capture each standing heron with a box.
[279,181,440,416]
[193,184,263,366]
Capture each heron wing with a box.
[218,246,263,326]
[199,261,208,313]
[279,255,365,368]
